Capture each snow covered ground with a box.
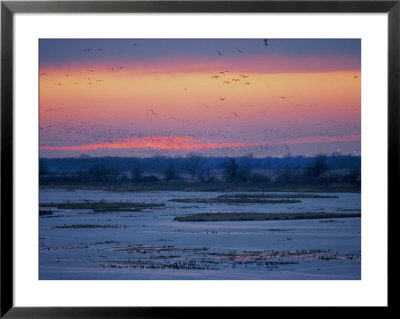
[39,189,361,280]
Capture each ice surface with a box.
[39,189,361,280]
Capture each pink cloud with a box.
[40,134,361,152]
[40,136,248,151]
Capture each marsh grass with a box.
[54,224,123,229]
[169,198,301,204]
[40,201,165,211]
[39,210,53,216]
[173,212,361,222]
[217,193,339,199]
[92,208,149,213]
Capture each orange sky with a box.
[39,39,361,157]
[40,69,360,121]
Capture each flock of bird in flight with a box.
[41,39,272,123]
[40,39,360,156]
[40,39,269,85]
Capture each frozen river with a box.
[39,189,361,280]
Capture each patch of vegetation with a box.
[217,193,339,199]
[40,201,165,210]
[174,212,361,222]
[319,220,344,224]
[39,210,53,216]
[54,224,123,229]
[92,208,147,213]
[169,198,301,204]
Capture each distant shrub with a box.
[221,158,251,182]
[118,173,130,182]
[131,167,143,182]
[306,154,329,178]
[140,175,160,183]
[250,173,272,184]
[221,158,238,182]
[342,167,361,184]
[322,172,343,184]
[275,168,303,184]
[88,164,118,182]
[236,166,251,182]
[198,167,218,183]
[39,159,48,176]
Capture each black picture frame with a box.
[1,1,395,317]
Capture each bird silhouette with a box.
[235,48,244,54]
[217,51,223,56]
[264,39,269,46]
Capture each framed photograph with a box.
[1,0,395,317]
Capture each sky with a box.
[39,39,361,158]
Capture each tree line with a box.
[40,153,360,186]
